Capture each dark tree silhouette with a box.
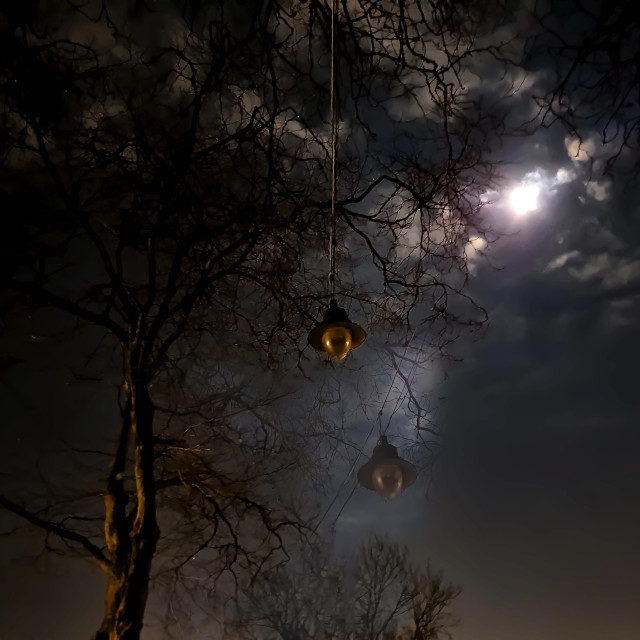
[527,0,640,173]
[238,537,459,640]
[354,538,458,640]
[0,1,505,638]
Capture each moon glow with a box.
[509,185,540,215]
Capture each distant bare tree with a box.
[0,1,506,638]
[237,537,459,640]
[354,538,458,640]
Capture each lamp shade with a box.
[308,299,366,359]
[357,436,417,499]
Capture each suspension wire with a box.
[321,327,431,531]
[317,0,429,530]
[313,420,376,533]
[376,365,401,436]
[329,483,357,528]
[312,0,345,536]
[328,0,338,299]
[376,323,422,436]
[315,332,421,531]
[380,330,427,436]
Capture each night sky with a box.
[2,2,640,639]
[338,155,640,639]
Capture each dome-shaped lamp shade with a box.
[308,299,366,360]
[357,436,417,500]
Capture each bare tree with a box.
[238,537,459,640]
[0,1,505,638]
[354,538,459,640]
[526,0,640,173]
[236,544,347,640]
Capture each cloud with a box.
[567,253,640,289]
[604,295,640,329]
[565,136,596,162]
[466,236,487,259]
[585,180,611,201]
[544,250,580,272]
[555,167,576,184]
[465,236,487,274]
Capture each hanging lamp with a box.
[307,0,366,360]
[308,299,366,360]
[357,436,417,500]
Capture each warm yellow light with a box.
[372,463,403,499]
[322,325,352,360]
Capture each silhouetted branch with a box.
[0,494,110,572]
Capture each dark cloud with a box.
[333,95,640,637]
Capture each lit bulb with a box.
[371,463,403,500]
[322,325,352,360]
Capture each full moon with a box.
[509,184,540,215]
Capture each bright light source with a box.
[509,184,539,215]
[372,463,403,499]
[322,325,352,360]
[308,299,366,360]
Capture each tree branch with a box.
[0,494,111,572]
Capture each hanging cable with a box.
[308,1,365,360]
[328,0,338,299]
[315,1,428,529]
[313,419,376,533]
[375,324,421,436]
[318,328,430,531]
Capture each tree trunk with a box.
[94,377,159,640]
[94,547,156,640]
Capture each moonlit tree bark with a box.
[0,1,506,638]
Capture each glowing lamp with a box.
[308,299,366,360]
[323,325,352,360]
[357,436,417,500]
